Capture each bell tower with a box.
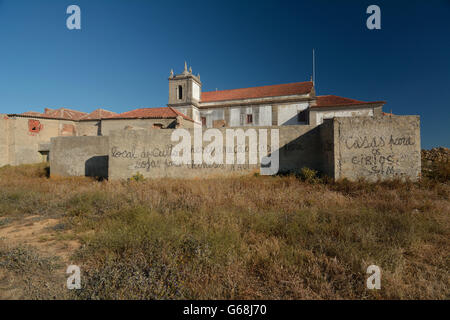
[168,62,202,123]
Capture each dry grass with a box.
[0,163,448,299]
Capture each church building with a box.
[0,62,386,167]
[168,62,385,128]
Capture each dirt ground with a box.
[0,215,80,299]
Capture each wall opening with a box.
[28,119,43,133]
[178,85,183,100]
[297,109,308,123]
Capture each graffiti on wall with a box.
[110,144,256,172]
[344,134,415,177]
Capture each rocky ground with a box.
[422,147,449,164]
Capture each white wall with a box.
[277,103,309,125]
[192,82,200,101]
[192,108,200,122]
[316,108,374,125]
[258,105,272,126]
[227,105,272,127]
[229,107,241,127]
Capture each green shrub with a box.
[129,172,145,182]
[423,161,450,183]
[299,167,319,183]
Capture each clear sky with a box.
[0,0,448,148]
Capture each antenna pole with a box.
[312,48,315,85]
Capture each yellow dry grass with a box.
[0,163,448,299]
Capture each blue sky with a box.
[0,0,448,148]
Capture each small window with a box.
[28,119,42,133]
[178,85,183,100]
[201,116,206,126]
[152,123,164,129]
[297,109,308,123]
[246,114,253,124]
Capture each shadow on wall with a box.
[85,156,109,180]
[262,125,332,176]
[277,126,322,173]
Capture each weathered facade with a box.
[49,115,421,181]
[168,63,385,128]
[1,63,421,181]
[0,107,196,167]
[331,116,421,181]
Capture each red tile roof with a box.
[313,95,385,108]
[201,81,314,103]
[106,107,195,122]
[44,108,88,120]
[80,109,118,120]
[21,111,43,117]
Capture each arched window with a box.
[178,85,183,100]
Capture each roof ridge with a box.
[48,107,87,114]
[202,81,313,94]
[92,108,116,112]
[167,106,197,122]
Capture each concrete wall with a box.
[333,115,421,181]
[77,121,100,136]
[277,103,309,125]
[50,136,109,178]
[319,119,335,178]
[6,117,78,166]
[0,115,9,167]
[101,118,179,136]
[316,107,374,125]
[47,114,421,181]
[108,125,327,180]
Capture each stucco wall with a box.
[107,125,327,180]
[277,103,309,125]
[101,118,179,136]
[333,115,421,181]
[200,105,273,128]
[316,107,374,125]
[77,121,100,136]
[47,115,421,181]
[319,119,335,177]
[0,115,9,167]
[7,117,78,166]
[50,136,109,178]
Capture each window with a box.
[178,85,183,100]
[201,117,206,126]
[28,119,43,133]
[152,123,164,129]
[246,114,253,124]
[297,109,308,123]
